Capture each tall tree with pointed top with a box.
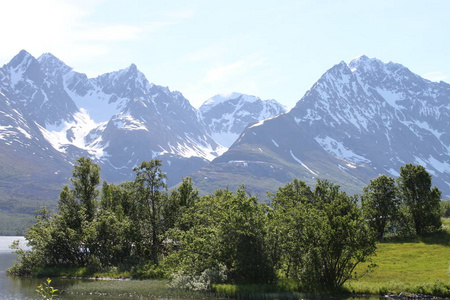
[133,159,167,265]
[71,156,100,222]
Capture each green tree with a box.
[271,179,376,290]
[440,199,450,217]
[219,187,273,283]
[397,164,442,234]
[133,159,167,265]
[71,156,100,222]
[267,179,313,274]
[164,177,199,231]
[166,187,274,284]
[362,175,399,239]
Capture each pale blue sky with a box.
[1,0,448,108]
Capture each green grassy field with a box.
[345,218,450,297]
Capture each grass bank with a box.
[344,219,450,297]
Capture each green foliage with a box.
[170,266,227,291]
[36,278,58,299]
[165,187,274,285]
[71,156,100,222]
[271,179,376,291]
[132,159,168,265]
[441,199,450,217]
[362,175,399,239]
[397,164,442,234]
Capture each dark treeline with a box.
[8,157,444,292]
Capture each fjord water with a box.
[0,236,90,300]
[0,236,37,299]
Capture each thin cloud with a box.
[81,24,144,42]
[0,0,183,67]
[182,52,268,107]
[204,53,267,84]
[185,44,228,62]
[205,61,246,83]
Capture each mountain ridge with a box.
[0,50,286,212]
[193,55,450,197]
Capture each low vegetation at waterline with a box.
[7,157,449,296]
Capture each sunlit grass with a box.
[345,219,450,297]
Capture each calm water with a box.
[0,236,112,300]
[0,236,384,300]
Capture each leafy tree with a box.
[362,175,399,239]
[166,187,274,284]
[219,187,273,283]
[133,159,167,265]
[88,209,132,266]
[164,177,199,231]
[271,179,376,290]
[70,156,100,222]
[397,164,442,234]
[267,179,313,274]
[440,199,450,217]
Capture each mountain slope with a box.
[193,56,450,197]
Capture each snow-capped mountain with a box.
[193,56,450,197]
[0,50,226,200]
[199,92,286,147]
[1,50,78,127]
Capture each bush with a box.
[169,266,227,291]
[132,262,166,279]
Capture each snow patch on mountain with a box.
[290,150,318,176]
[113,114,148,131]
[39,108,104,157]
[314,136,371,164]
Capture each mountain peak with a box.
[201,92,259,109]
[128,63,137,71]
[348,55,384,72]
[37,53,72,75]
[118,63,146,81]
[7,50,35,69]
